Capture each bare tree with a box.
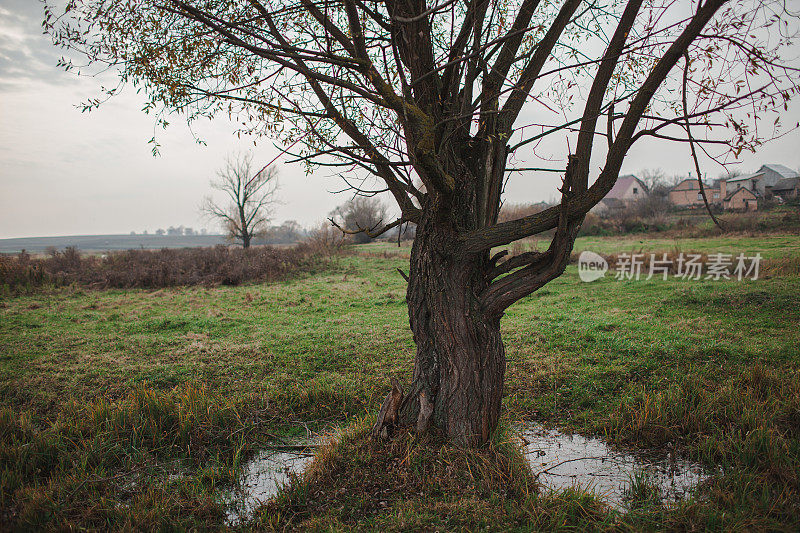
[202,153,279,248]
[721,169,743,180]
[330,197,389,244]
[306,221,350,252]
[260,220,305,244]
[630,168,673,222]
[48,0,800,446]
[638,168,673,198]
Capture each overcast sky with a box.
[1,0,799,239]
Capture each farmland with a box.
[1,234,799,530]
[0,234,230,255]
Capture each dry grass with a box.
[762,255,800,277]
[607,365,800,526]
[0,384,273,529]
[0,243,341,294]
[257,420,546,530]
[579,205,800,238]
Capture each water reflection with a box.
[220,440,317,525]
[521,424,708,509]
[221,424,710,524]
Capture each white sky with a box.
[1,0,799,239]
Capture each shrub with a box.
[0,244,339,294]
[497,202,550,223]
[305,222,350,254]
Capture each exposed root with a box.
[372,377,404,439]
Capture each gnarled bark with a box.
[376,208,506,447]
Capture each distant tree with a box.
[167,226,181,236]
[330,197,388,245]
[306,221,350,252]
[155,228,165,236]
[202,153,279,249]
[388,221,416,242]
[721,169,743,180]
[281,220,304,238]
[631,194,672,222]
[261,220,305,244]
[638,168,674,199]
[184,227,195,236]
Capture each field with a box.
[1,234,799,530]
[0,234,230,255]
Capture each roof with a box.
[604,175,647,199]
[773,177,800,192]
[725,186,758,201]
[672,178,697,189]
[671,178,718,190]
[760,164,800,179]
[726,171,765,183]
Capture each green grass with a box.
[571,233,800,258]
[1,236,799,530]
[361,233,800,260]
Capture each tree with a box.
[638,169,673,199]
[721,169,743,180]
[307,220,350,252]
[48,0,799,446]
[331,197,389,244]
[260,220,305,244]
[201,153,279,249]
[631,168,674,222]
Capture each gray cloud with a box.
[0,1,82,90]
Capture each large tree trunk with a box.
[393,211,506,447]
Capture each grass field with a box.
[363,233,800,259]
[1,235,799,530]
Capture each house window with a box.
[697,193,703,200]
[633,187,638,194]
[713,192,720,199]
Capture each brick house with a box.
[669,177,722,208]
[724,187,759,211]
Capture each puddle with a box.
[221,425,709,525]
[220,437,320,525]
[521,424,709,509]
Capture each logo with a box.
[578,251,608,282]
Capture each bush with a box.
[497,202,550,223]
[579,212,668,236]
[0,244,340,294]
[305,222,350,254]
